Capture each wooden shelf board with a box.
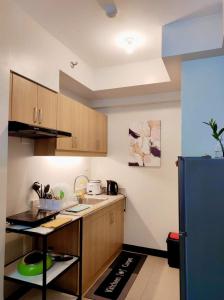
[5,255,79,286]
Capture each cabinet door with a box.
[56,94,73,150]
[96,112,108,153]
[83,211,108,292]
[87,109,108,153]
[108,201,124,258]
[37,86,57,129]
[11,74,38,125]
[88,108,98,152]
[82,200,124,293]
[53,93,108,155]
[72,101,89,151]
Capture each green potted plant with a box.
[203,118,224,157]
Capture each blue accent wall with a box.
[182,55,224,156]
[163,13,223,57]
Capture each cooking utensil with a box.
[40,184,43,198]
[43,184,50,198]
[50,253,73,262]
[46,193,52,199]
[50,188,56,199]
[32,182,41,198]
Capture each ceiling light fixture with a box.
[104,3,118,18]
[97,0,118,18]
[116,32,144,54]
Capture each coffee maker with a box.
[106,180,118,195]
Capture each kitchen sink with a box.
[79,197,108,205]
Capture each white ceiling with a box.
[15,0,220,68]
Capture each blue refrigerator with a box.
[179,157,224,300]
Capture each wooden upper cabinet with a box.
[72,101,89,151]
[56,94,73,150]
[35,92,108,156]
[87,109,108,153]
[10,74,108,156]
[87,108,98,152]
[10,73,58,130]
[96,112,107,153]
[11,73,38,125]
[37,86,57,129]
[56,96,107,154]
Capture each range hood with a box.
[8,121,72,139]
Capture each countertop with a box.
[61,194,125,218]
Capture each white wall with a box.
[94,58,170,90]
[91,100,181,250]
[7,138,90,217]
[59,88,91,106]
[91,91,180,109]
[4,0,94,92]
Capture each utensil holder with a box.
[39,198,66,211]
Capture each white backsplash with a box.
[7,137,90,216]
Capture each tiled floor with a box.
[124,256,180,300]
[20,289,77,300]
[21,256,180,300]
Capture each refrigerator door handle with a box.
[179,232,187,237]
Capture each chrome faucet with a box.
[74,175,89,194]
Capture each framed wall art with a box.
[129,120,161,167]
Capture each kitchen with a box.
[1,1,224,300]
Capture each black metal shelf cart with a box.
[5,216,83,300]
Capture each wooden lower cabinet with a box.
[32,199,124,296]
[82,199,124,293]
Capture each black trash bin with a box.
[166,232,180,268]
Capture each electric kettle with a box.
[107,180,118,195]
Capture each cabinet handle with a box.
[33,107,38,123]
[38,108,43,124]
